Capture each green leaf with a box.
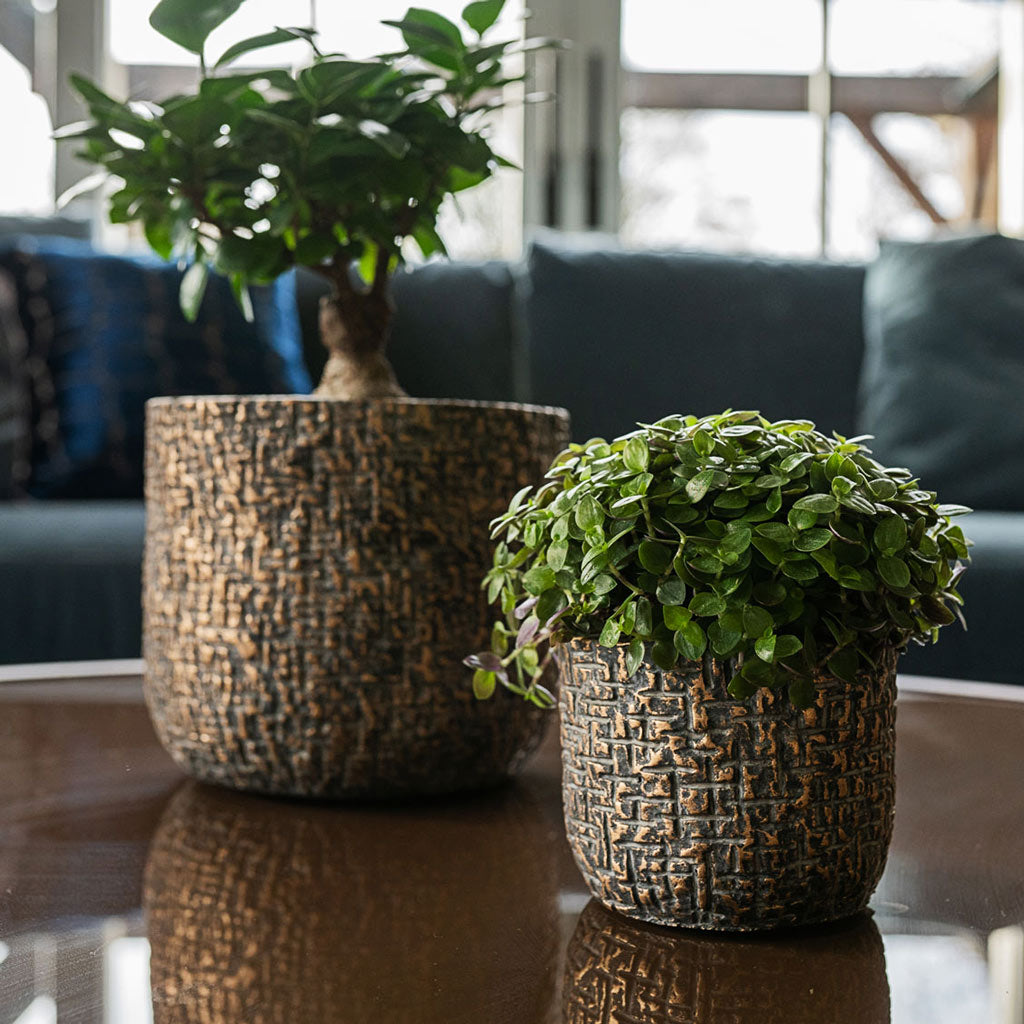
[462,0,506,34]
[708,620,743,656]
[575,495,604,531]
[635,597,653,636]
[214,26,315,68]
[385,8,465,71]
[638,540,673,575]
[623,437,650,473]
[788,676,815,709]
[472,668,496,699]
[686,469,715,503]
[547,539,568,570]
[651,639,677,670]
[692,429,714,457]
[740,656,774,687]
[690,592,726,617]
[728,674,758,699]
[877,556,911,589]
[535,587,566,623]
[755,632,776,662]
[599,618,621,647]
[663,605,692,631]
[144,218,175,261]
[523,565,556,595]
[788,508,820,531]
[827,649,860,684]
[793,528,832,552]
[149,0,246,56]
[674,621,707,661]
[625,637,644,676]
[873,515,908,556]
[793,493,839,514]
[179,261,209,322]
[774,634,804,659]
[742,605,774,638]
[656,578,687,606]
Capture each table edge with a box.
[0,660,1019,704]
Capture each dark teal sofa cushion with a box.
[859,234,1024,512]
[0,501,145,663]
[522,241,867,442]
[900,512,1023,685]
[0,238,310,500]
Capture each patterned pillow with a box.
[0,238,311,498]
[0,268,30,498]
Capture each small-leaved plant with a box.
[467,411,970,709]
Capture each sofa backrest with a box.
[520,241,868,442]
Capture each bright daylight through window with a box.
[0,0,1010,257]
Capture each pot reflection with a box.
[144,781,560,1023]
[563,900,890,1024]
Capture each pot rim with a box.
[146,395,569,419]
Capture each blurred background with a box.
[0,0,1021,261]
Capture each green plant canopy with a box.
[468,411,970,709]
[58,0,544,321]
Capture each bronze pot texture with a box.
[144,780,561,1024]
[563,898,891,1023]
[557,638,898,931]
[143,396,569,798]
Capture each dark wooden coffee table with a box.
[0,660,1021,1023]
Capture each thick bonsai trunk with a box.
[314,287,406,401]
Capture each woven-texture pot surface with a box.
[558,638,897,930]
[145,780,560,1023]
[563,899,891,1023]
[143,397,568,798]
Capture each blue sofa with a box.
[0,234,1017,686]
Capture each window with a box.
[544,0,1004,258]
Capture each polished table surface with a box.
[0,661,1022,1023]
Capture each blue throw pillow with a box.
[0,238,311,498]
[0,268,29,499]
[858,234,1024,511]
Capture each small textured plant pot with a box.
[558,638,898,931]
[143,396,569,798]
[563,898,891,1023]
[144,780,560,1023]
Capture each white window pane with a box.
[622,0,822,74]
[829,0,1000,76]
[620,110,821,257]
[109,0,313,66]
[315,0,523,59]
[0,45,54,214]
[827,114,967,260]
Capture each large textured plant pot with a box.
[144,780,560,1023]
[558,638,898,931]
[143,396,569,798]
[563,899,891,1023]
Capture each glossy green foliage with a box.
[469,411,971,709]
[59,0,543,319]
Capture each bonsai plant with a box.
[58,0,570,800]
[61,0,538,398]
[471,410,970,929]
